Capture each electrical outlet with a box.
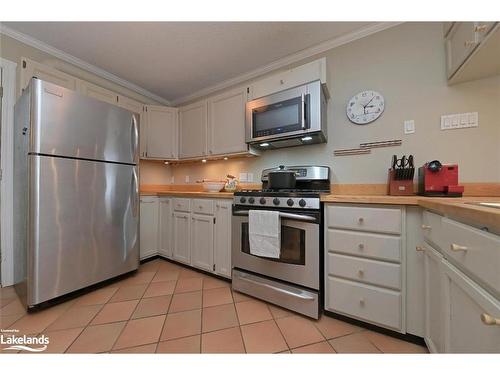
[185,175,190,183]
[239,172,248,182]
[441,112,478,130]
[170,176,175,184]
[404,120,415,134]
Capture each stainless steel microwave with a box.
[245,80,328,150]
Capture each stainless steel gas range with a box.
[231,166,330,319]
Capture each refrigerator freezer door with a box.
[30,79,139,164]
[27,155,139,306]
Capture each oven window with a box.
[241,223,305,265]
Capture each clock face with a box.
[346,90,385,125]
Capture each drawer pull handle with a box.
[481,313,500,326]
[450,243,468,252]
[421,224,431,230]
[358,217,364,223]
[416,246,425,252]
[359,298,365,306]
[464,40,477,47]
[358,244,364,250]
[358,269,364,277]
[474,25,488,33]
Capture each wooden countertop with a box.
[141,186,499,233]
[140,190,234,199]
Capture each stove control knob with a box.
[239,197,246,203]
[299,199,307,207]
[287,199,294,207]
[248,197,255,204]
[273,198,280,205]
[259,198,267,205]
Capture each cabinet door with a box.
[190,214,214,272]
[79,81,119,105]
[423,243,445,353]
[445,22,478,78]
[140,197,159,260]
[179,100,207,158]
[208,88,247,155]
[443,261,500,353]
[117,96,145,158]
[20,58,78,94]
[214,200,232,278]
[145,105,178,159]
[159,198,173,258]
[173,212,191,264]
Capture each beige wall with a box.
[143,22,500,186]
[0,33,161,104]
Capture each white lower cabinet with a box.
[139,196,159,260]
[214,200,232,278]
[158,197,173,258]
[140,195,232,278]
[443,261,500,353]
[172,211,191,264]
[324,203,405,333]
[423,243,445,353]
[190,214,214,271]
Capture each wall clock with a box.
[346,90,385,125]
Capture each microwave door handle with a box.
[301,93,306,129]
[233,210,316,222]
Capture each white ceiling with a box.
[4,22,377,103]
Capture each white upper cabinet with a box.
[446,22,500,84]
[248,58,326,100]
[20,57,78,95]
[144,105,178,159]
[207,87,247,155]
[179,100,208,158]
[79,81,119,105]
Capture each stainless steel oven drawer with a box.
[232,269,319,319]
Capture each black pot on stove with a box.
[267,165,297,190]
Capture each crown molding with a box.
[0,24,171,105]
[172,22,402,105]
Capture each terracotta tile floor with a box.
[0,258,428,354]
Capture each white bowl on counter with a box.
[201,180,226,192]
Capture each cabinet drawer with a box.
[192,199,214,215]
[326,276,402,331]
[422,210,443,248]
[327,253,401,290]
[441,218,500,296]
[326,228,401,262]
[173,198,191,212]
[326,205,402,234]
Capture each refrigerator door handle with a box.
[131,168,139,218]
[131,115,139,162]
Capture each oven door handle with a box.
[233,210,316,222]
[240,275,316,301]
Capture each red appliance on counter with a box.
[418,160,464,197]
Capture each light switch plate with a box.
[441,112,478,130]
[239,172,248,182]
[185,175,190,183]
[247,173,254,182]
[404,120,415,134]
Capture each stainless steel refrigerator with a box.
[13,78,140,308]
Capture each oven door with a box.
[246,84,311,143]
[231,209,320,290]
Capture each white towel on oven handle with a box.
[248,210,281,259]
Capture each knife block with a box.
[388,169,414,196]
